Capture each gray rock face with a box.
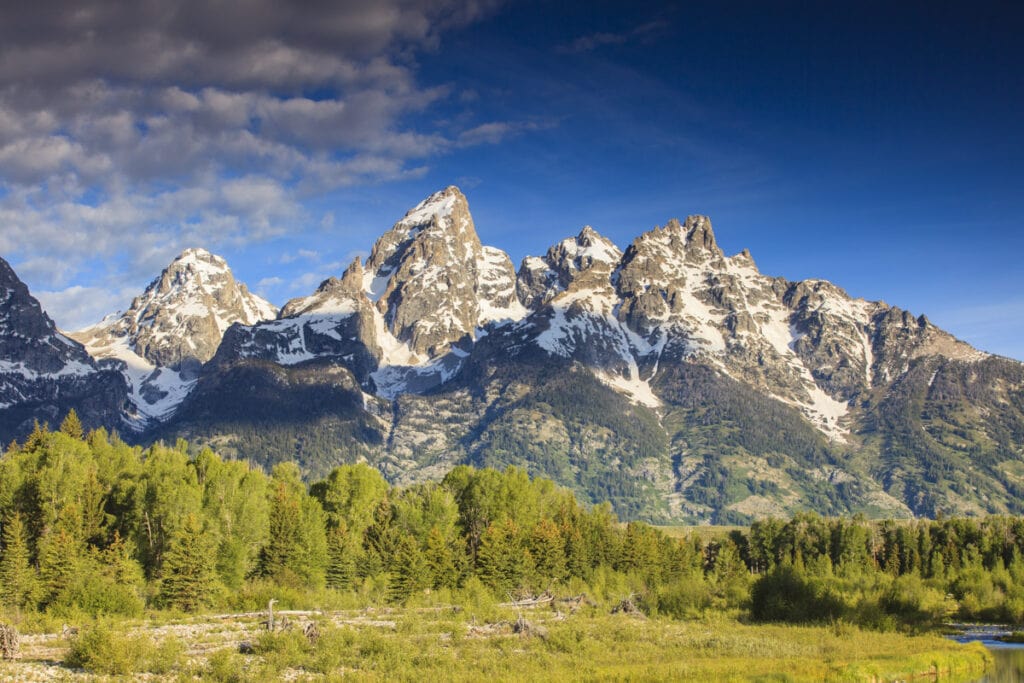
[0,257,95,374]
[365,187,484,358]
[0,257,128,439]
[73,248,277,374]
[476,246,525,325]
[214,258,381,385]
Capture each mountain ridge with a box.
[1,186,1021,523]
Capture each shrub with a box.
[65,622,152,675]
[255,628,312,670]
[750,566,845,623]
[309,626,356,674]
[646,575,713,618]
[55,574,144,618]
[205,647,247,683]
[148,636,185,674]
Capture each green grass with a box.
[1,605,991,682]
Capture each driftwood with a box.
[0,623,19,660]
[303,622,321,645]
[611,596,645,618]
[61,623,79,640]
[512,614,547,639]
[499,591,554,608]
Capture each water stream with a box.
[947,626,1024,682]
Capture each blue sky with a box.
[0,1,1022,359]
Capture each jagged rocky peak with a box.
[280,258,369,319]
[363,186,486,358]
[216,254,381,386]
[549,225,622,283]
[72,247,277,373]
[0,257,95,375]
[0,257,128,438]
[515,226,622,309]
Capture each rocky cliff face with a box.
[0,257,128,438]
[366,187,483,357]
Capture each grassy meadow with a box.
[0,600,992,682]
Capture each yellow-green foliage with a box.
[237,609,990,682]
[64,620,178,675]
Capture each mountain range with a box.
[2,186,1022,523]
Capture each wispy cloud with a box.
[558,20,667,54]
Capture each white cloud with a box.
[35,285,137,331]
[255,276,285,297]
[0,0,524,300]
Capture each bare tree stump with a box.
[0,623,20,660]
[611,597,645,617]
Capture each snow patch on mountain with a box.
[89,335,196,425]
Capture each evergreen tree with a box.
[530,518,566,585]
[258,463,328,588]
[326,522,357,590]
[59,409,84,440]
[424,525,459,590]
[24,420,47,451]
[389,533,428,603]
[158,513,217,612]
[259,479,304,585]
[476,519,526,594]
[0,514,36,609]
[562,521,591,579]
[37,526,81,607]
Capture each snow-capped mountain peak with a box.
[70,248,278,427]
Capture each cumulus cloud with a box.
[0,0,513,306]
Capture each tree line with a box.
[3,412,1024,630]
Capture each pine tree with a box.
[37,527,80,607]
[326,523,356,590]
[389,533,427,604]
[158,513,217,612]
[0,514,36,609]
[259,480,304,585]
[258,465,328,588]
[476,519,525,594]
[59,409,84,440]
[24,420,47,451]
[529,518,566,585]
[562,522,591,579]
[424,525,458,590]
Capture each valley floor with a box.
[0,604,991,682]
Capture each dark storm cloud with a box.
[0,0,504,89]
